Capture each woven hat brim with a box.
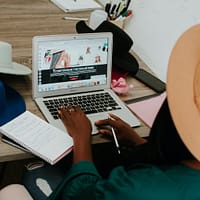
[167,24,200,161]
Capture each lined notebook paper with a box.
[0,111,73,165]
[50,0,102,13]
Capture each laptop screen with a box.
[32,33,113,98]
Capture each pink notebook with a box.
[128,92,166,128]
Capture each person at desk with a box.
[1,25,200,200]
[21,97,199,200]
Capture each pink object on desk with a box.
[128,92,166,128]
[111,67,132,95]
[111,77,133,95]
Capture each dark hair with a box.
[148,98,194,164]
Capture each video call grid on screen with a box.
[36,37,109,93]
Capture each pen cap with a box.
[76,20,139,74]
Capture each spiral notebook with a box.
[0,111,73,165]
[50,0,102,13]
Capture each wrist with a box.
[73,139,92,164]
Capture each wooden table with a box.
[0,0,155,162]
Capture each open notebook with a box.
[0,111,73,165]
[32,33,140,134]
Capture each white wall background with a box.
[99,0,200,82]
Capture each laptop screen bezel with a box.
[32,32,113,99]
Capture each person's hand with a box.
[95,113,146,145]
[58,105,92,141]
[58,105,92,163]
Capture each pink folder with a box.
[128,92,166,128]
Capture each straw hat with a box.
[0,41,31,75]
[167,24,200,161]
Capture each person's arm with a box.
[47,161,102,200]
[60,161,101,200]
[58,105,92,164]
[72,136,92,164]
[52,106,101,200]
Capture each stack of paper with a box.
[50,0,102,13]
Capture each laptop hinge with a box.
[43,89,105,99]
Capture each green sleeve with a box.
[48,162,199,200]
[47,161,102,200]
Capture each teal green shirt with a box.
[48,161,200,200]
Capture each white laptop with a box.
[32,32,140,134]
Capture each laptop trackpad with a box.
[89,113,108,135]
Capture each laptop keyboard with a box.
[43,92,122,119]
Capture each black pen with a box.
[112,2,121,20]
[115,2,121,14]
[125,0,131,9]
[110,4,117,15]
[105,3,111,19]
[110,4,117,20]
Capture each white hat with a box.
[0,41,31,75]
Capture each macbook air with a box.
[32,32,140,134]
